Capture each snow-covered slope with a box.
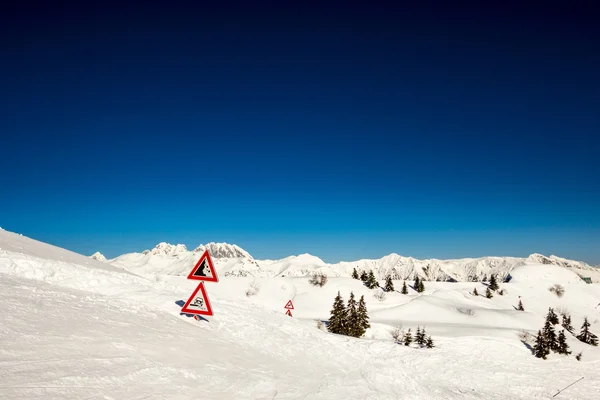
[2,230,600,399]
[109,241,600,283]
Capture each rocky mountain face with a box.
[90,252,107,262]
[105,242,599,283]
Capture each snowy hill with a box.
[109,241,600,283]
[2,229,600,399]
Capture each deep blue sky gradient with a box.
[1,1,599,263]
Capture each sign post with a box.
[182,250,218,317]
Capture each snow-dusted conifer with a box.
[357,295,370,337]
[517,298,524,311]
[352,268,359,280]
[576,317,599,346]
[557,330,571,355]
[485,287,493,298]
[345,292,359,337]
[473,288,479,296]
[488,274,499,291]
[561,313,574,334]
[403,328,413,346]
[328,291,346,335]
[533,330,548,359]
[425,335,434,348]
[401,281,408,295]
[384,275,394,292]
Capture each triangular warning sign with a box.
[284,300,294,310]
[285,309,293,317]
[181,282,213,316]
[187,250,218,282]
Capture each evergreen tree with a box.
[345,291,359,337]
[473,287,479,296]
[360,270,368,282]
[401,280,408,295]
[425,335,434,348]
[418,279,425,293]
[488,274,499,291]
[384,275,394,292]
[517,298,524,311]
[416,326,426,346]
[414,276,420,291]
[575,351,582,361]
[498,289,504,296]
[547,307,559,325]
[328,291,346,335]
[542,318,558,352]
[482,274,487,282]
[485,287,493,298]
[403,328,413,346]
[352,268,359,280]
[576,317,599,346]
[357,295,370,337]
[561,313,574,334]
[365,270,379,289]
[533,330,549,359]
[557,330,571,355]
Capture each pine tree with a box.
[401,280,408,295]
[517,298,524,311]
[575,351,582,361]
[425,335,434,348]
[533,330,549,359]
[357,295,370,337]
[384,275,394,292]
[328,291,347,335]
[416,326,426,346]
[561,313,574,334]
[414,276,420,291]
[547,307,559,325]
[352,268,359,280]
[360,270,368,282]
[418,279,425,293]
[543,318,558,352]
[576,317,599,346]
[345,291,359,337]
[403,328,413,346]
[488,274,499,291]
[482,274,487,282]
[473,287,479,296]
[366,270,379,289]
[485,287,493,298]
[556,330,571,355]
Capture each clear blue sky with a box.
[1,1,598,264]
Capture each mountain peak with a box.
[193,242,252,259]
[146,242,188,256]
[90,252,107,262]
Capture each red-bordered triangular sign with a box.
[285,309,293,317]
[187,250,218,282]
[284,300,294,310]
[181,282,214,316]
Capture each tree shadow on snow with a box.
[521,340,534,355]
[175,300,209,322]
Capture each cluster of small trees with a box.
[472,274,499,298]
[533,308,598,360]
[328,291,370,338]
[391,325,434,348]
[413,276,425,293]
[352,268,380,289]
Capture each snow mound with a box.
[508,263,586,285]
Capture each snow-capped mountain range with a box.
[101,242,600,283]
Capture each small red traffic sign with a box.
[285,309,293,317]
[181,282,213,316]
[284,300,294,310]
[187,250,218,282]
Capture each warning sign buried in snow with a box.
[181,282,213,316]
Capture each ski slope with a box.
[2,229,600,399]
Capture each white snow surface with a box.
[109,241,600,283]
[2,229,600,399]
